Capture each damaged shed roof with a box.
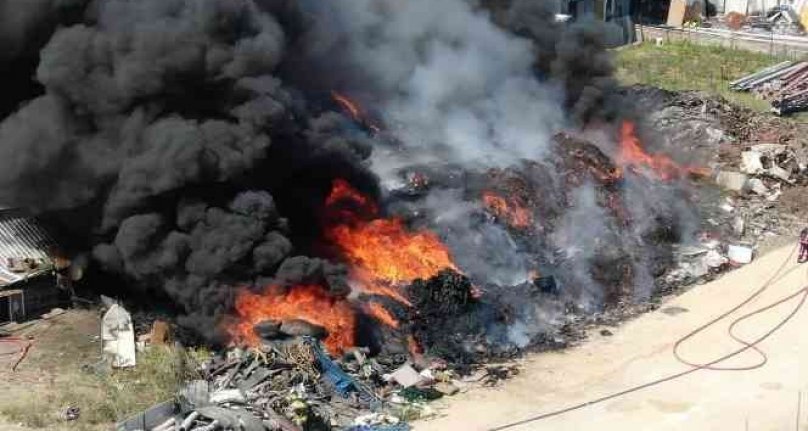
[0,209,57,286]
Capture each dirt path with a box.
[416,244,808,431]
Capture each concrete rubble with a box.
[715,170,748,192]
[668,127,806,289]
[717,144,803,198]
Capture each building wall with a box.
[0,274,67,323]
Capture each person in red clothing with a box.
[800,228,808,263]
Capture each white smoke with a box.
[299,0,567,171]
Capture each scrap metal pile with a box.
[132,336,516,431]
[121,270,526,431]
[731,61,808,115]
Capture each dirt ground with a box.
[415,243,808,431]
[0,309,105,430]
[0,306,205,431]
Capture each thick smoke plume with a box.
[0,0,377,336]
[0,0,696,346]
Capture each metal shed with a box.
[0,208,68,323]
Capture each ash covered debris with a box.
[623,85,808,289]
[405,270,488,365]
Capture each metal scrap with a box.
[731,61,808,115]
[148,334,474,431]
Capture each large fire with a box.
[227,178,458,354]
[617,121,708,181]
[324,179,459,305]
[482,191,534,229]
[229,284,356,354]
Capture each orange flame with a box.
[228,284,357,355]
[327,218,457,303]
[331,91,381,134]
[324,179,458,305]
[228,179,458,355]
[364,301,400,329]
[482,191,534,229]
[617,121,708,181]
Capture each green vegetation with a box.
[614,41,804,115]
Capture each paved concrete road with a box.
[416,244,808,431]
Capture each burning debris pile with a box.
[0,0,703,351]
[3,0,794,429]
[158,334,516,431]
[125,270,519,431]
[625,85,808,289]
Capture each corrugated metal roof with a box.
[0,209,57,287]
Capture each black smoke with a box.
[0,0,642,345]
[495,0,625,123]
[0,0,377,338]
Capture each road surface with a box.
[416,244,808,431]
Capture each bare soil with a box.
[0,309,105,431]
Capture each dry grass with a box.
[614,41,808,120]
[0,310,210,430]
[1,345,209,430]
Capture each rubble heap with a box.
[120,270,529,431]
[625,85,808,289]
[146,335,506,431]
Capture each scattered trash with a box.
[209,388,246,405]
[433,382,460,396]
[115,400,178,431]
[385,364,425,389]
[727,244,755,264]
[661,306,689,316]
[704,249,729,268]
[62,406,80,421]
[353,412,401,426]
[715,171,748,192]
[747,178,769,196]
[41,308,66,319]
[346,424,411,431]
[101,303,136,368]
[149,320,171,346]
[732,216,746,237]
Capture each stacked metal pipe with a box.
[730,61,808,115]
